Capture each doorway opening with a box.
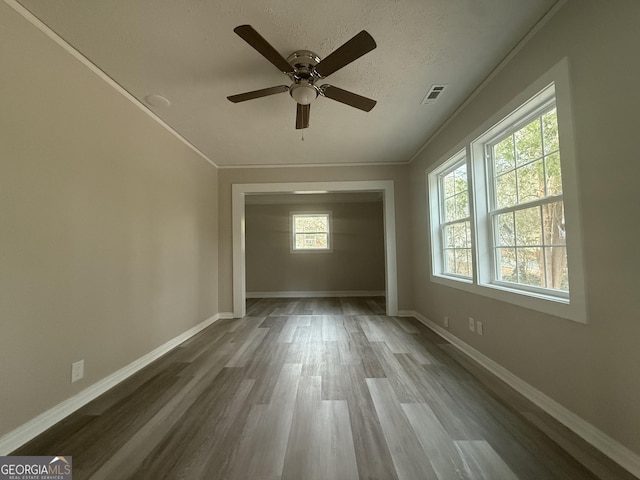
[232,180,398,317]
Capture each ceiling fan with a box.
[227,25,377,129]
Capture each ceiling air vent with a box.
[421,84,447,104]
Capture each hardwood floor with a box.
[13,297,637,479]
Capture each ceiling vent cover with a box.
[421,85,447,104]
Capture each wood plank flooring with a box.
[13,297,638,480]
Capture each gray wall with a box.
[245,201,385,294]
[4,0,639,467]
[409,0,640,456]
[0,4,219,437]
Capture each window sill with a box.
[430,273,586,324]
[290,248,333,254]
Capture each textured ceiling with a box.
[13,0,558,167]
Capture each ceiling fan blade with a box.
[314,30,376,78]
[233,25,294,74]
[296,103,310,129]
[227,85,289,103]
[321,85,376,112]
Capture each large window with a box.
[291,212,331,251]
[488,101,568,295]
[427,59,586,322]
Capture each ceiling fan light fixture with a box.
[228,25,377,129]
[290,83,318,105]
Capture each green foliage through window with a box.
[489,106,568,291]
[292,214,330,250]
[439,161,473,278]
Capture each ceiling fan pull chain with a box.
[301,128,304,141]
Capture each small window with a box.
[291,213,331,251]
[433,151,473,279]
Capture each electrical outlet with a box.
[444,316,449,328]
[476,321,484,336]
[468,317,475,332]
[71,360,84,383]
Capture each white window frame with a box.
[291,212,332,252]
[429,149,474,282]
[426,58,587,323]
[480,87,567,298]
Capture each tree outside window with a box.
[489,106,568,291]
[439,160,473,278]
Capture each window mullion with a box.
[489,194,563,216]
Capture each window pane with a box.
[443,248,472,277]
[454,165,468,192]
[541,201,565,246]
[444,174,455,198]
[515,206,542,246]
[295,215,328,233]
[296,233,328,249]
[442,164,469,221]
[515,117,543,165]
[496,247,517,283]
[516,247,544,287]
[315,233,328,248]
[517,159,545,204]
[444,196,457,222]
[493,109,562,211]
[496,212,515,246]
[456,192,469,218]
[445,192,469,222]
[444,222,470,249]
[442,220,473,278]
[542,108,559,154]
[494,135,515,174]
[444,224,455,248]
[455,248,472,276]
[544,246,568,291]
[454,222,467,248]
[494,202,567,292]
[495,170,517,208]
[444,249,456,274]
[545,152,563,196]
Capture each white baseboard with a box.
[400,310,640,478]
[247,290,385,299]
[0,313,225,455]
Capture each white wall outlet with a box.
[444,316,449,328]
[468,317,475,332]
[71,360,84,383]
[476,321,484,336]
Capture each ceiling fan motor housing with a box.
[287,50,322,105]
[287,50,321,76]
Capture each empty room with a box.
[1,0,639,479]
